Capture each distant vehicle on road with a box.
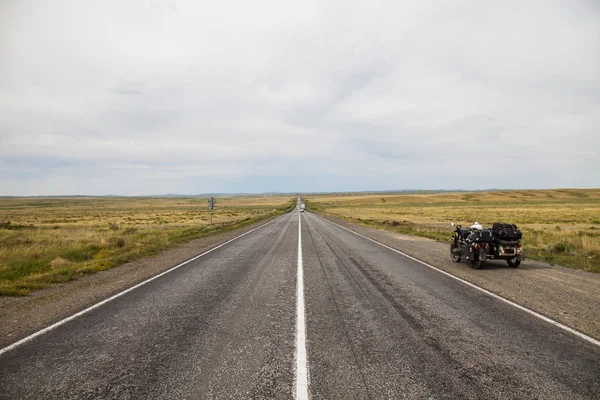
[300,203,305,212]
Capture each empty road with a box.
[1,210,599,399]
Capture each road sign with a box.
[208,197,216,225]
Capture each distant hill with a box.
[2,188,597,198]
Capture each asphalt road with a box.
[1,210,599,399]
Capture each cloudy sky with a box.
[1,0,599,195]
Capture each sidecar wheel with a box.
[450,243,461,262]
[507,257,520,268]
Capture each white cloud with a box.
[1,0,599,195]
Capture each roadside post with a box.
[208,197,216,226]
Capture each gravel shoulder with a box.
[0,215,282,349]
[317,213,600,341]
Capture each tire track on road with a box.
[304,216,374,400]
[310,214,483,395]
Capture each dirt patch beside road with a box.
[317,214,600,340]
[0,215,282,349]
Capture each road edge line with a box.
[316,213,600,348]
[295,210,309,400]
[0,213,289,356]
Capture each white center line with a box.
[295,209,309,400]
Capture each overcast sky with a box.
[1,0,599,195]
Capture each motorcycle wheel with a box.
[470,260,485,269]
[450,243,461,262]
[506,257,520,268]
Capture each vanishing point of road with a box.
[1,209,599,399]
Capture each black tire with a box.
[450,243,461,262]
[470,260,485,269]
[507,257,520,268]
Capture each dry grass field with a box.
[305,189,600,273]
[0,196,295,296]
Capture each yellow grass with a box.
[0,196,295,295]
[305,189,600,272]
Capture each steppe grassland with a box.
[305,189,600,272]
[0,196,295,295]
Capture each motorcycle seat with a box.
[459,229,470,239]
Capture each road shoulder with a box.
[0,215,282,349]
[315,213,600,340]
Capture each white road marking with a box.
[317,213,600,348]
[295,210,309,400]
[0,214,287,357]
